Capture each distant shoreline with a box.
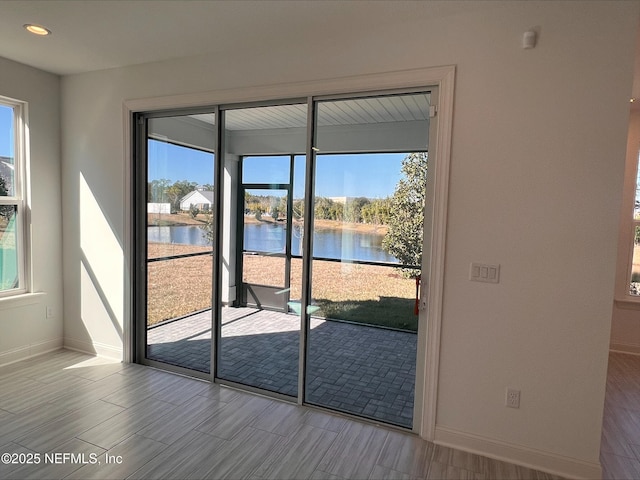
[244,216,388,235]
[147,212,208,227]
[147,212,388,235]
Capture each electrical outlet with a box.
[46,307,54,319]
[506,388,520,408]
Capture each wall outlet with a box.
[505,388,520,408]
[46,306,54,319]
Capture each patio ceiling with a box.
[190,94,431,131]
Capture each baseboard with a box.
[0,338,63,367]
[434,426,601,480]
[63,337,123,360]
[610,342,640,356]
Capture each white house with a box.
[179,189,214,211]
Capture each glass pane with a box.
[634,152,640,219]
[306,93,429,427]
[0,205,18,291]
[219,103,306,397]
[147,255,212,373]
[243,189,288,253]
[243,254,285,287]
[0,105,15,197]
[242,156,290,185]
[631,151,640,295]
[631,226,640,296]
[146,113,215,373]
[310,259,417,330]
[147,254,213,326]
[147,228,213,260]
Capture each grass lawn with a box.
[147,243,418,331]
[314,297,416,331]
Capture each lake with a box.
[148,224,399,263]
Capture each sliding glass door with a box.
[136,90,432,428]
[216,104,307,397]
[141,113,216,375]
[304,94,430,427]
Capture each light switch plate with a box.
[470,263,500,283]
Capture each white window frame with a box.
[0,96,29,298]
[631,151,640,296]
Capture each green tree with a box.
[270,205,280,221]
[200,212,215,245]
[344,197,370,223]
[361,197,391,225]
[166,180,198,213]
[382,152,427,278]
[149,178,170,203]
[292,199,304,219]
[0,177,12,224]
[314,197,331,220]
[189,204,200,219]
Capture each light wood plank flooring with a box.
[0,349,564,480]
[601,352,640,479]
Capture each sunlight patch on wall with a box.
[79,172,123,340]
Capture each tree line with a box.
[244,194,392,225]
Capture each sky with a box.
[2,121,406,197]
[0,106,13,158]
[148,139,406,198]
[3,118,406,197]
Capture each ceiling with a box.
[190,94,431,131]
[0,1,638,103]
[0,0,473,76]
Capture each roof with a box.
[180,190,214,204]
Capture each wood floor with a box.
[601,351,640,479]
[0,349,566,480]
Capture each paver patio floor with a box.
[147,307,416,427]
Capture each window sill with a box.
[0,292,46,310]
[615,297,640,311]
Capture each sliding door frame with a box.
[124,65,455,440]
[236,154,296,312]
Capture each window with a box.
[0,98,27,296]
[629,151,640,296]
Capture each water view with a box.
[148,223,398,263]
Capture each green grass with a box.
[314,296,417,332]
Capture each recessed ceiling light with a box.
[23,24,51,36]
[631,98,636,103]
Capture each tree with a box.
[200,211,215,245]
[382,152,427,278]
[361,197,391,225]
[344,197,370,223]
[292,199,304,219]
[270,205,280,221]
[149,178,170,203]
[166,180,198,213]
[0,177,12,225]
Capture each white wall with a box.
[59,2,638,477]
[0,57,63,364]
